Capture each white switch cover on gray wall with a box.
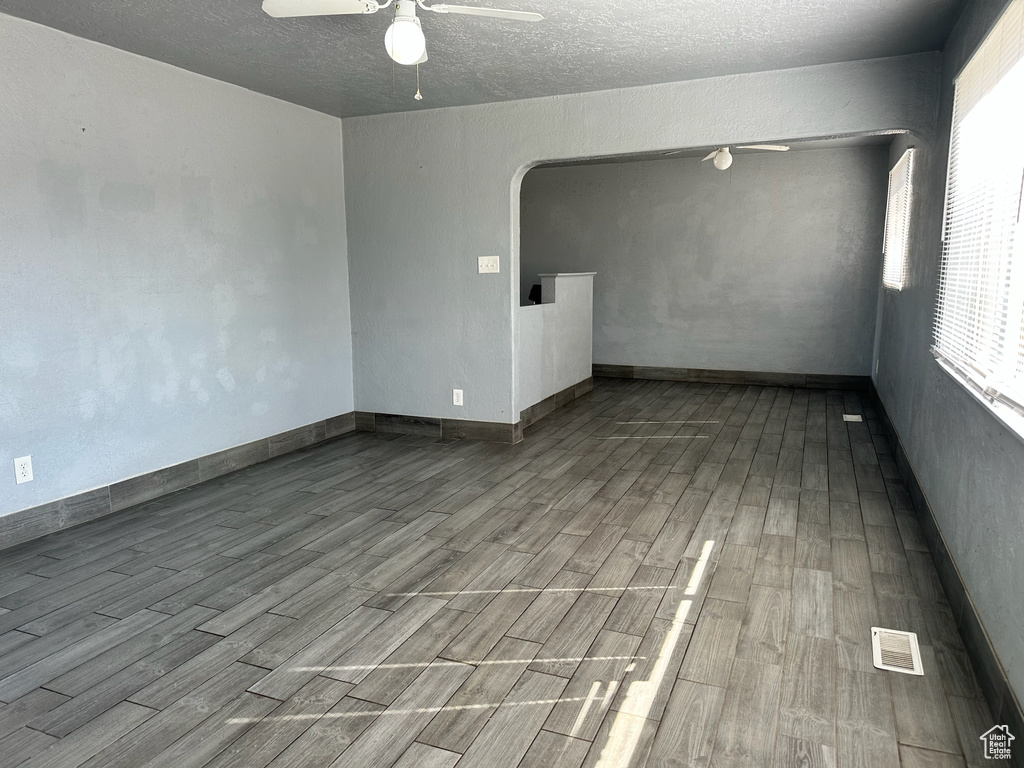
[478,256,499,274]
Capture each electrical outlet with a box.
[478,256,499,274]
[14,456,33,484]
[453,389,464,406]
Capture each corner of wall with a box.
[337,119,356,414]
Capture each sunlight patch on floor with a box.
[591,539,715,767]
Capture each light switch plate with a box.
[478,256,499,274]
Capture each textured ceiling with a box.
[0,0,963,118]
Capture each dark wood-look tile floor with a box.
[0,379,996,767]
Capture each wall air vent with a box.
[872,627,924,675]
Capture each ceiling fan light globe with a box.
[385,18,426,65]
[713,148,733,170]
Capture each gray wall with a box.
[516,274,595,412]
[0,14,353,518]
[520,147,888,375]
[342,54,940,424]
[875,0,1024,704]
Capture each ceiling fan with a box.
[262,0,543,67]
[702,144,790,170]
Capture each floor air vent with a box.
[872,627,924,675]
[842,414,864,422]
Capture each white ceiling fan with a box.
[262,0,543,67]
[701,144,790,170]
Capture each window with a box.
[882,148,915,290]
[934,0,1024,420]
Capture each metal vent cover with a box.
[842,414,864,422]
[872,627,924,675]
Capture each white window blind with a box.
[883,148,915,290]
[934,0,1024,415]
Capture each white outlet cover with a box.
[478,256,500,274]
[14,456,33,484]
[453,389,464,406]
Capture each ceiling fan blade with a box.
[262,0,378,18]
[736,144,790,151]
[427,4,543,21]
[701,151,718,162]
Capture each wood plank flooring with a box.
[0,379,995,767]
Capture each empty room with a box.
[1,0,1022,766]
